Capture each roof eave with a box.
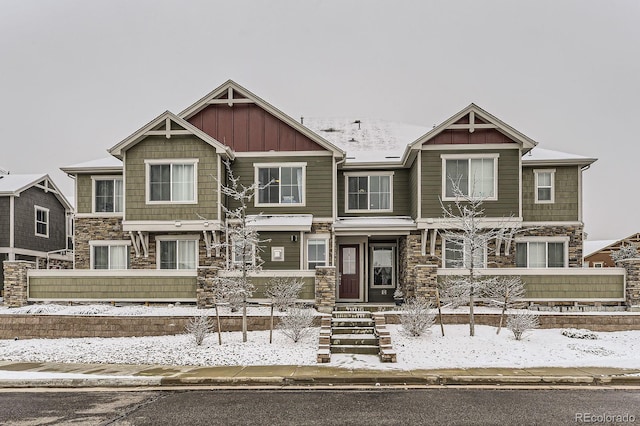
[522,158,597,167]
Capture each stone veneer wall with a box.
[74,217,128,269]
[315,266,336,313]
[620,258,640,306]
[398,232,439,298]
[196,266,218,308]
[519,225,584,267]
[311,222,334,266]
[2,261,33,307]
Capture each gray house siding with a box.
[13,187,67,253]
[0,197,9,247]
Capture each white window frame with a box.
[145,159,198,205]
[89,240,131,270]
[369,243,396,289]
[344,171,394,213]
[231,238,256,268]
[254,162,307,207]
[515,236,569,268]
[441,153,499,201]
[92,175,124,214]
[592,262,604,268]
[306,235,330,270]
[534,169,555,204]
[34,205,49,238]
[443,237,487,269]
[155,235,200,270]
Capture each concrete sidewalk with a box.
[1,360,640,388]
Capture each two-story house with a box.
[59,80,601,307]
[0,172,73,293]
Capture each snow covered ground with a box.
[1,324,639,371]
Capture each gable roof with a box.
[584,233,640,258]
[409,103,538,152]
[522,147,597,166]
[108,111,235,159]
[179,80,345,158]
[0,173,72,210]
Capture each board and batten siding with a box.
[522,166,579,222]
[409,160,419,219]
[337,169,410,217]
[229,155,333,217]
[124,136,219,222]
[421,148,520,218]
[0,197,9,247]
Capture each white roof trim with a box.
[333,216,416,231]
[245,214,313,231]
[61,157,123,174]
[0,174,72,211]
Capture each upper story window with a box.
[255,163,306,206]
[91,241,130,270]
[307,237,329,269]
[516,240,567,268]
[345,172,393,212]
[232,238,256,268]
[157,236,198,270]
[93,176,123,213]
[34,206,49,238]
[534,169,555,204]
[442,154,499,200]
[444,237,487,269]
[146,160,197,204]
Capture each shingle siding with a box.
[13,187,67,252]
[522,166,579,221]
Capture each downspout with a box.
[8,195,14,261]
[66,173,77,269]
[579,164,590,223]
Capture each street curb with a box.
[0,377,162,388]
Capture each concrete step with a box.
[334,305,395,312]
[331,318,374,328]
[331,311,372,319]
[331,334,378,346]
[331,344,380,355]
[331,326,375,335]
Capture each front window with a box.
[256,163,306,205]
[534,169,555,203]
[94,177,123,213]
[443,155,498,200]
[158,239,197,269]
[516,241,566,268]
[232,239,256,267]
[92,244,129,269]
[35,206,49,237]
[147,161,197,203]
[444,238,486,268]
[346,173,392,211]
[307,238,328,269]
[370,245,395,288]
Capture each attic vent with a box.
[349,138,356,142]
[321,128,342,133]
[353,120,361,130]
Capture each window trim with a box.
[91,175,124,215]
[89,240,131,270]
[306,235,330,270]
[369,243,396,289]
[344,171,394,213]
[34,205,49,238]
[254,162,307,207]
[534,169,556,204]
[155,234,200,270]
[145,159,198,205]
[442,237,488,269]
[231,238,256,268]
[441,153,499,201]
[515,236,569,268]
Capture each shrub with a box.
[507,311,539,341]
[561,328,598,340]
[277,305,315,343]
[185,314,214,346]
[400,297,435,337]
[266,277,303,312]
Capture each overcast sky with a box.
[1,0,638,240]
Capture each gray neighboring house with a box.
[0,172,73,293]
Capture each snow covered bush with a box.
[400,297,435,337]
[561,328,598,340]
[185,314,214,346]
[277,305,315,343]
[611,244,638,263]
[266,277,303,312]
[507,311,539,341]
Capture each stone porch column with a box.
[3,261,34,308]
[197,266,219,309]
[414,264,439,300]
[619,258,640,307]
[315,266,336,314]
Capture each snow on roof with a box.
[584,239,619,257]
[0,173,47,194]
[61,157,122,172]
[523,148,596,165]
[334,216,416,229]
[246,214,313,231]
[303,118,430,164]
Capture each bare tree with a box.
[438,181,519,336]
[185,314,214,346]
[484,275,526,335]
[507,311,539,340]
[213,160,269,343]
[266,277,303,312]
[277,305,315,343]
[611,243,638,264]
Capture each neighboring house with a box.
[0,172,73,291]
[59,79,600,305]
[584,233,640,267]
